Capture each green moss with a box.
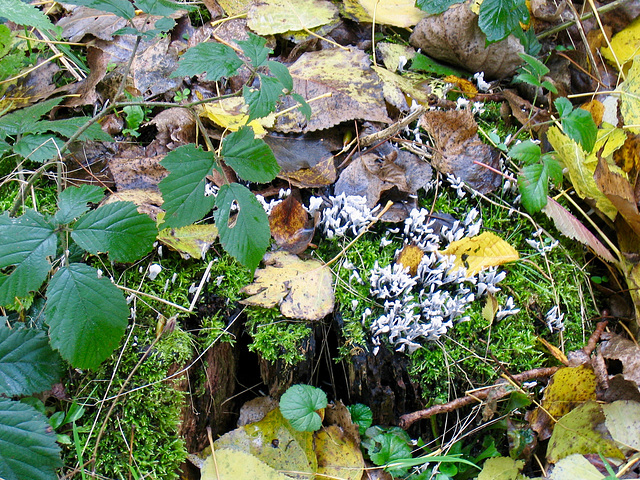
[246,307,311,365]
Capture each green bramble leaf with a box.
[214,183,270,272]
[0,211,56,306]
[267,60,293,91]
[134,0,195,16]
[347,403,373,435]
[518,53,549,77]
[0,98,63,136]
[478,0,529,43]
[171,43,243,81]
[54,185,104,225]
[415,0,465,14]
[72,201,157,263]
[0,327,63,397]
[554,98,597,153]
[236,32,271,68]
[12,134,64,163]
[63,0,135,19]
[0,398,62,480]
[34,118,113,142]
[518,163,549,213]
[368,433,412,476]
[508,140,541,165]
[290,93,312,120]
[244,74,285,121]
[2,0,59,31]
[279,384,328,432]
[543,154,563,185]
[45,263,129,369]
[159,144,217,229]
[221,126,279,183]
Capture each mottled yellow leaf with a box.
[314,426,364,480]
[396,244,424,276]
[247,0,339,36]
[594,122,627,159]
[199,98,272,136]
[547,126,618,219]
[201,448,290,480]
[157,224,218,260]
[618,56,640,135]
[601,17,640,71]
[240,251,334,320]
[440,231,519,276]
[342,0,427,28]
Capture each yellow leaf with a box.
[314,426,364,480]
[547,126,618,219]
[247,0,339,36]
[619,56,640,135]
[443,75,478,98]
[342,0,427,28]
[199,98,271,136]
[601,17,640,71]
[201,448,291,480]
[482,294,498,323]
[157,224,218,260]
[240,251,334,320]
[440,231,519,276]
[594,122,627,159]
[396,244,424,276]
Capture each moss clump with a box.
[66,323,193,479]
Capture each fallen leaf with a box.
[443,75,478,98]
[547,126,618,219]
[613,132,640,179]
[595,123,627,160]
[147,108,196,153]
[409,2,523,79]
[602,400,640,452]
[200,97,272,136]
[482,294,499,323]
[528,365,597,440]
[108,155,168,191]
[200,448,291,480]
[580,100,605,127]
[476,456,524,480]
[238,396,279,426]
[56,6,128,42]
[439,232,519,276]
[274,48,391,133]
[599,334,640,388]
[541,196,617,263]
[268,195,315,254]
[341,0,427,28]
[549,454,606,480]
[157,224,219,259]
[396,245,424,276]
[594,154,640,237]
[372,66,433,106]
[546,400,624,463]
[247,0,339,36]
[537,336,569,365]
[241,251,334,320]
[601,16,640,71]
[314,426,364,480]
[278,155,337,187]
[102,188,164,220]
[419,109,502,194]
[619,56,640,135]
[376,42,416,73]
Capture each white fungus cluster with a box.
[319,194,380,239]
[365,207,518,355]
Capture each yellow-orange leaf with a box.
[440,231,519,276]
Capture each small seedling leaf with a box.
[0,398,62,480]
[45,263,129,369]
[135,0,195,16]
[54,185,104,225]
[519,163,549,213]
[236,32,271,68]
[72,201,157,263]
[214,183,270,272]
[171,42,242,81]
[221,126,280,183]
[159,144,217,229]
[562,108,598,154]
[347,403,373,435]
[367,433,412,476]
[279,384,327,432]
[518,52,550,77]
[0,211,56,306]
[64,0,135,19]
[478,0,529,43]
[508,140,541,165]
[0,327,63,396]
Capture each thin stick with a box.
[117,285,192,313]
[189,261,214,312]
[358,106,427,148]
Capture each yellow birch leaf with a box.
[247,0,339,36]
[619,56,640,135]
[593,122,627,159]
[601,17,640,71]
[240,251,334,320]
[341,0,427,28]
[439,231,519,276]
[314,426,364,480]
[199,98,271,136]
[201,448,290,480]
[157,224,218,260]
[547,126,618,219]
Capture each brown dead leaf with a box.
[594,155,640,237]
[600,334,640,388]
[409,2,523,79]
[240,252,334,320]
[269,195,315,254]
[108,155,168,191]
[264,131,338,172]
[279,156,337,187]
[527,364,597,440]
[419,109,502,194]
[501,89,552,136]
[147,108,196,153]
[57,6,128,42]
[613,132,640,180]
[275,48,391,133]
[581,99,605,126]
